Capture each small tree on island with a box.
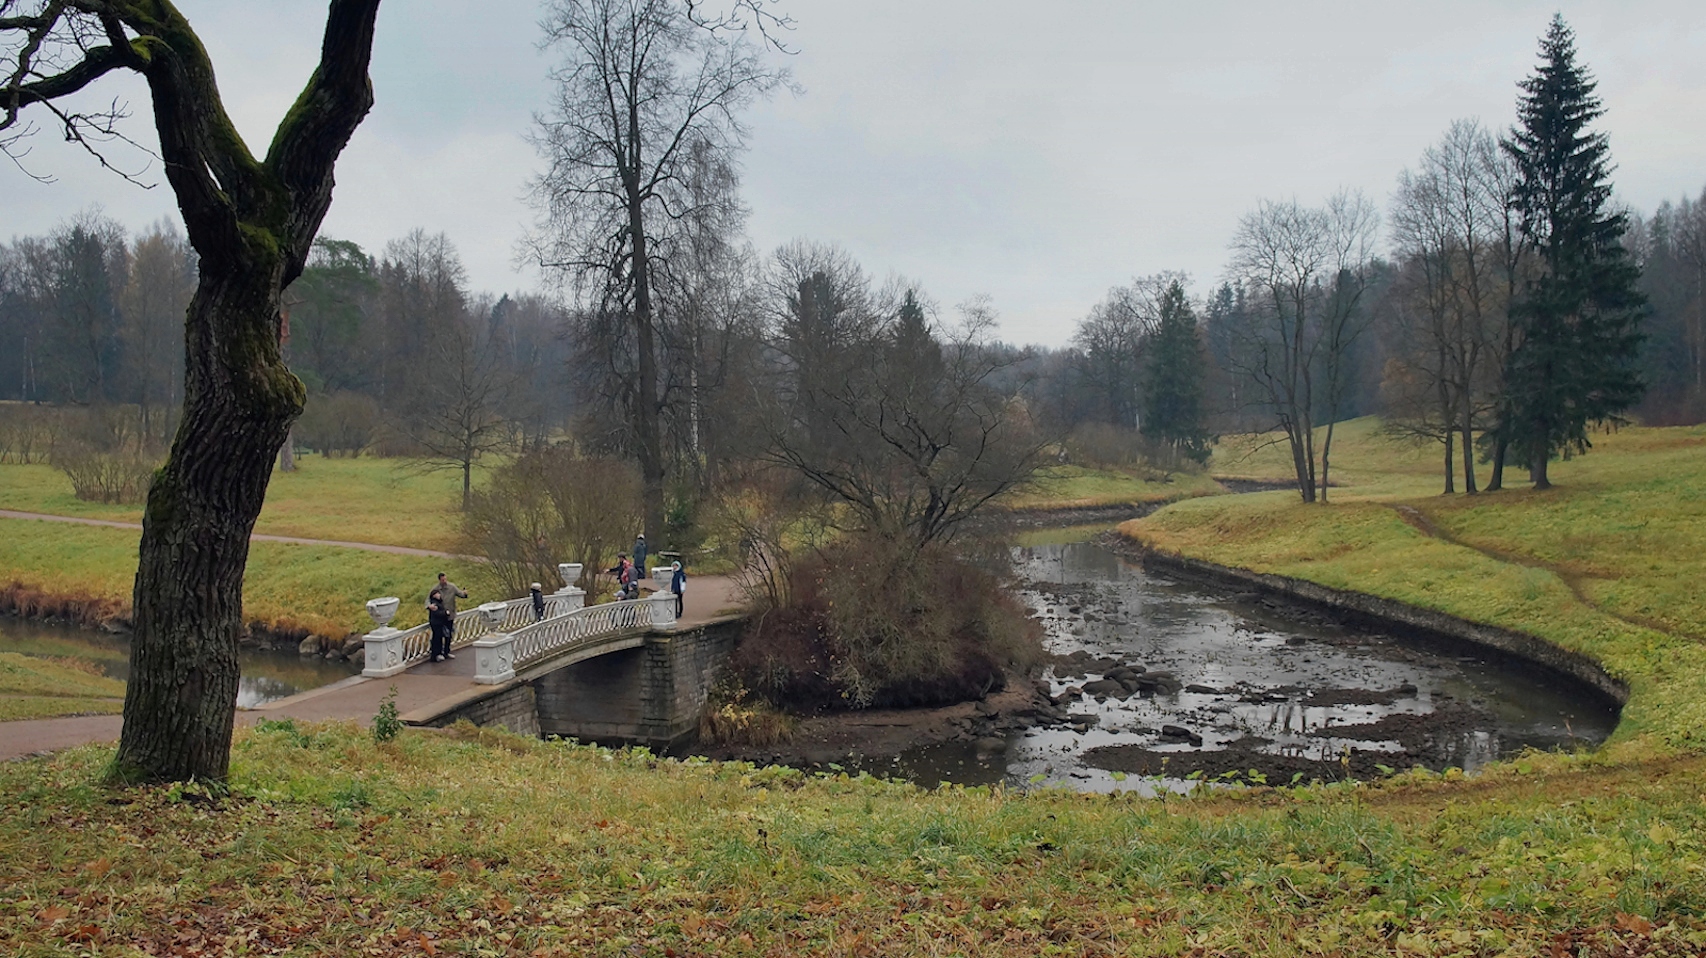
[1490,15,1646,489]
[3,1,382,784]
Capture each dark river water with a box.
[859,532,1620,794]
[0,616,359,709]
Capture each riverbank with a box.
[1117,419,1706,757]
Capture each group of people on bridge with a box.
[420,534,688,663]
[605,533,687,616]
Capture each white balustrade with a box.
[364,560,678,681]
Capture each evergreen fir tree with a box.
[1141,280,1212,464]
[1494,14,1645,488]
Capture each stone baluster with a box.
[472,601,517,684]
[647,587,677,630]
[555,562,587,612]
[361,597,408,678]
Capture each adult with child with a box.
[433,571,468,655]
[426,588,453,662]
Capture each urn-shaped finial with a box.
[365,596,400,629]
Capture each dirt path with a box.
[0,509,470,559]
[1388,503,1675,638]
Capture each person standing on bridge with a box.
[435,571,468,655]
[633,533,648,583]
[669,560,685,618]
[426,589,453,663]
[530,582,546,621]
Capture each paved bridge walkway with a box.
[0,574,741,761]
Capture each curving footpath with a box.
[0,509,471,559]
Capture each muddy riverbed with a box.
[809,533,1620,793]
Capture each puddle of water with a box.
[0,616,359,709]
[856,540,1618,793]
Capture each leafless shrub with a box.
[462,446,641,597]
[728,534,1043,711]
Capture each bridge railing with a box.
[471,589,676,684]
[360,564,588,678]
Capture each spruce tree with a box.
[1495,14,1645,488]
[1141,280,1212,464]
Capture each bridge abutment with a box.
[412,616,742,750]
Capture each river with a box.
[851,531,1620,793]
[0,616,360,709]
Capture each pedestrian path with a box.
[0,574,745,762]
[0,509,469,559]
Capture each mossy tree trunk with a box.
[85,0,385,784]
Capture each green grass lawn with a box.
[3,723,1703,956]
[0,457,474,552]
[0,519,499,640]
[0,652,124,722]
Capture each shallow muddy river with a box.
[0,617,358,709]
[855,535,1619,793]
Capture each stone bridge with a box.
[357,564,742,749]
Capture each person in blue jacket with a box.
[669,560,686,617]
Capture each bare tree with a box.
[398,311,518,510]
[526,0,787,548]
[761,267,1044,548]
[121,221,195,440]
[1227,192,1379,502]
[1389,120,1510,494]
[3,0,382,784]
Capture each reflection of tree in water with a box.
[237,676,297,709]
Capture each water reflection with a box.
[0,616,358,708]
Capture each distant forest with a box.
[2,175,1699,460]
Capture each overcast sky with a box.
[5,1,1703,347]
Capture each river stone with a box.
[297,635,324,656]
[1082,679,1126,698]
[339,635,365,658]
[1159,724,1203,747]
[1133,671,1182,694]
[1184,683,1223,695]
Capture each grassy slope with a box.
[1124,418,1706,751]
[2,725,1703,956]
[1003,465,1223,510]
[0,652,124,722]
[0,457,472,552]
[0,458,502,638]
[0,520,498,639]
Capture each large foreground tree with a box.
[1494,15,1645,489]
[3,0,383,783]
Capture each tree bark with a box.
[118,268,298,783]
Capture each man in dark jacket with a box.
[633,534,648,583]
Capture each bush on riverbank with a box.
[728,536,1043,711]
